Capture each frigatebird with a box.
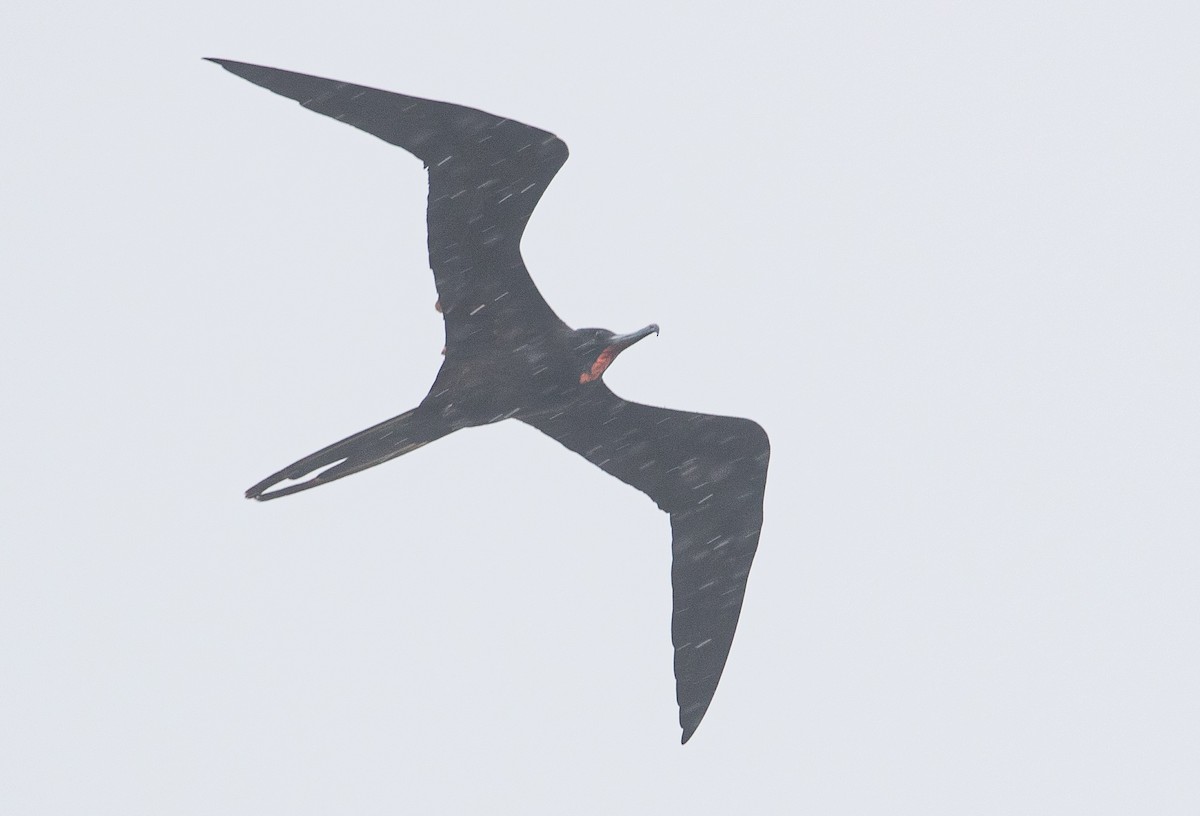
[209,59,770,743]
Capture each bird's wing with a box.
[208,59,572,344]
[518,384,770,743]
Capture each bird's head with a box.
[572,324,660,384]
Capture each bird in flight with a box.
[209,59,770,743]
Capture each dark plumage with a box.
[210,59,770,743]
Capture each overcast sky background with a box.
[3,1,1198,813]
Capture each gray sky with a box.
[3,1,1198,813]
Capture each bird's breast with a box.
[426,342,577,426]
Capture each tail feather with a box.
[245,408,451,501]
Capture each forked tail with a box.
[245,408,453,501]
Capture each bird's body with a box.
[211,59,770,743]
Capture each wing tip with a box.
[679,704,708,745]
[203,57,279,86]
